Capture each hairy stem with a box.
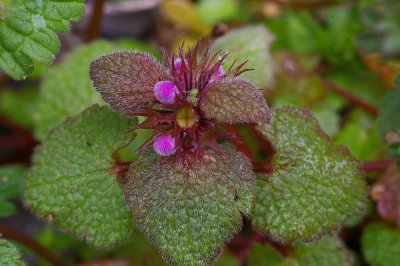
[362,160,395,171]
[84,0,105,42]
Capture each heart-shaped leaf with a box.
[125,149,255,265]
[251,106,368,242]
[24,105,136,247]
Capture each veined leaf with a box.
[0,239,26,266]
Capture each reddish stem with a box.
[362,160,395,171]
[84,0,105,42]
[321,79,379,117]
[0,224,67,266]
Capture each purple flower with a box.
[154,81,178,105]
[153,135,176,156]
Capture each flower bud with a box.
[154,81,178,105]
[174,58,187,73]
[153,135,176,156]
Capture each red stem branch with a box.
[321,79,379,117]
[0,224,67,266]
[362,160,395,171]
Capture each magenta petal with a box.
[154,81,178,105]
[174,58,187,73]
[154,135,176,156]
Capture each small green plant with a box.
[22,40,367,266]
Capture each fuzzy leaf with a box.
[0,0,84,80]
[252,106,367,242]
[125,150,255,266]
[378,88,400,137]
[362,223,400,266]
[0,164,25,217]
[210,25,274,89]
[372,165,400,225]
[90,52,170,117]
[24,105,136,247]
[200,78,271,124]
[0,239,26,266]
[248,236,353,266]
[33,40,117,140]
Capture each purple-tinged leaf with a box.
[372,165,400,225]
[200,78,271,124]
[90,52,170,116]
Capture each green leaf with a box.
[0,0,85,80]
[196,0,239,24]
[378,88,400,137]
[33,40,117,140]
[362,223,400,266]
[24,105,137,247]
[125,149,255,265]
[0,164,25,217]
[252,106,367,242]
[248,236,354,266]
[211,24,274,89]
[0,239,26,266]
[0,86,38,128]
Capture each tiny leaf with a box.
[378,88,400,137]
[125,149,255,265]
[0,0,85,79]
[248,236,354,266]
[362,223,400,266]
[0,164,25,217]
[210,25,274,89]
[90,52,170,116]
[200,77,271,124]
[252,106,367,242]
[24,105,137,247]
[0,239,26,266]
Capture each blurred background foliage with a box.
[0,0,399,265]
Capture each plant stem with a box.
[84,0,105,42]
[0,224,67,266]
[321,79,379,117]
[362,160,395,171]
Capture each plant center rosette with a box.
[89,41,271,265]
[90,42,271,164]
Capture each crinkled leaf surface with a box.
[252,106,367,242]
[90,51,170,116]
[211,25,274,89]
[0,164,25,217]
[362,223,400,266]
[372,165,400,225]
[0,0,84,79]
[0,239,25,266]
[125,150,255,266]
[200,77,271,124]
[248,236,353,266]
[24,105,137,247]
[378,88,400,137]
[33,40,117,140]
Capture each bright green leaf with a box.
[196,0,239,24]
[125,149,255,265]
[211,24,274,89]
[0,0,85,79]
[0,87,38,128]
[0,239,26,266]
[362,223,400,266]
[252,106,368,242]
[24,105,137,247]
[248,236,353,266]
[33,40,117,140]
